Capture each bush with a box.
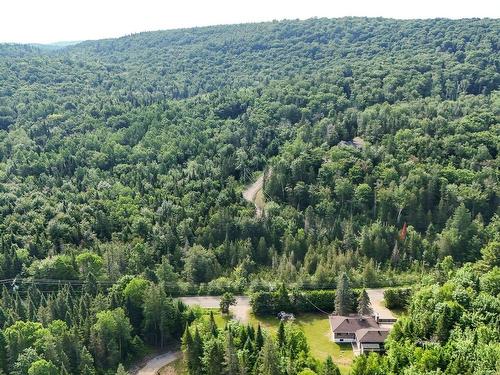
[384,287,412,309]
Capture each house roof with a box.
[356,328,390,343]
[329,315,379,334]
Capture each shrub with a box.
[384,287,412,309]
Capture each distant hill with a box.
[32,40,82,49]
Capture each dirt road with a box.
[135,351,182,375]
[179,295,251,322]
[243,174,264,217]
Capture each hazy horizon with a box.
[1,0,498,45]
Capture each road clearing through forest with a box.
[242,172,268,217]
[134,351,182,375]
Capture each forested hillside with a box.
[0,17,498,374]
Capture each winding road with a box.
[134,296,251,374]
[135,352,182,375]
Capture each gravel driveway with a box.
[365,288,396,320]
[179,295,251,322]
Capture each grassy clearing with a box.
[248,313,354,374]
[194,309,354,374]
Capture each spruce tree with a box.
[191,328,204,375]
[209,311,218,337]
[223,331,239,375]
[322,356,340,375]
[115,364,128,375]
[202,339,224,375]
[0,330,6,374]
[258,338,281,375]
[277,321,286,348]
[78,346,96,375]
[335,272,352,316]
[357,289,373,316]
[255,324,264,351]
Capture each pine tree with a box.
[255,324,264,351]
[0,330,6,374]
[78,346,95,375]
[191,328,204,375]
[182,325,197,375]
[202,339,224,375]
[223,331,239,375]
[335,272,352,316]
[83,272,99,296]
[357,289,373,316]
[322,356,340,375]
[209,311,218,337]
[258,338,281,375]
[115,363,128,375]
[277,321,286,348]
[257,237,268,264]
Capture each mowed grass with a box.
[196,309,354,374]
[248,313,354,374]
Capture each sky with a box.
[0,0,498,44]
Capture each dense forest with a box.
[0,17,498,374]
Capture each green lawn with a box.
[196,309,354,374]
[248,313,354,374]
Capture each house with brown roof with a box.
[329,315,390,354]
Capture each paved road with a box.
[135,351,182,375]
[366,288,396,319]
[179,295,251,322]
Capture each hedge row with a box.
[250,289,360,316]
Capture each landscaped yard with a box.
[189,309,354,374]
[248,313,354,374]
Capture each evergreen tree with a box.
[277,321,286,348]
[0,330,7,373]
[209,311,218,337]
[115,364,128,375]
[335,272,353,315]
[202,339,224,375]
[258,338,281,375]
[191,328,204,375]
[357,289,373,316]
[255,324,264,351]
[223,331,239,375]
[78,346,96,375]
[322,356,340,375]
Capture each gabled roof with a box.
[356,328,390,343]
[329,315,379,334]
